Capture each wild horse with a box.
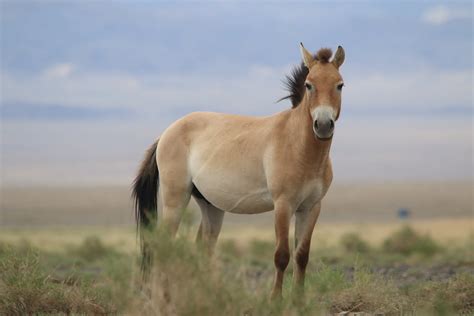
[133,43,345,299]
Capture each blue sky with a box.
[1,1,472,186]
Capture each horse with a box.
[132,43,345,299]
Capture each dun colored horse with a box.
[133,43,345,298]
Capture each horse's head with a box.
[300,43,345,140]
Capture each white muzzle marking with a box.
[311,105,336,139]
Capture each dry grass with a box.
[327,268,408,315]
[135,232,253,316]
[0,242,115,315]
[0,227,473,315]
[0,217,471,256]
[410,274,474,315]
[1,182,473,315]
[222,218,473,249]
[0,226,136,253]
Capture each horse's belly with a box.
[192,170,274,214]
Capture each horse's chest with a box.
[297,178,327,210]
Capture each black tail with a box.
[132,139,159,276]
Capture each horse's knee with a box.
[274,248,290,272]
[295,248,309,271]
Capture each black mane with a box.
[278,61,309,108]
[279,50,332,108]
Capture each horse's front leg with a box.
[293,202,321,292]
[270,199,293,299]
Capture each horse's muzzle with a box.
[313,118,334,140]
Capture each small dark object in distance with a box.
[398,208,411,220]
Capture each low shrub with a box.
[68,236,117,262]
[382,226,440,257]
[340,232,371,254]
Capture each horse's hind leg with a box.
[160,181,192,236]
[158,153,193,237]
[194,197,225,255]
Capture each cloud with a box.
[344,67,473,113]
[421,5,472,25]
[2,63,472,118]
[42,63,76,78]
[1,64,290,116]
[2,69,145,110]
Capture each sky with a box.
[1,1,472,186]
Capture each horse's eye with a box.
[337,83,344,91]
[305,82,313,91]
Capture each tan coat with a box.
[133,44,345,299]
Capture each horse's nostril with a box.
[314,120,319,129]
[330,120,334,129]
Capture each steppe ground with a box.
[1,181,472,249]
[0,181,473,315]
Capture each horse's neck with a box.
[285,104,332,168]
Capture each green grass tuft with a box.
[307,264,348,295]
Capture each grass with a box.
[0,225,473,315]
[412,273,474,315]
[0,242,115,314]
[325,267,408,314]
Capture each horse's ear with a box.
[332,45,345,69]
[300,42,315,69]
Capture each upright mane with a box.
[279,48,333,108]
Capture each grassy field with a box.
[0,220,473,315]
[1,182,472,314]
[0,217,472,253]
